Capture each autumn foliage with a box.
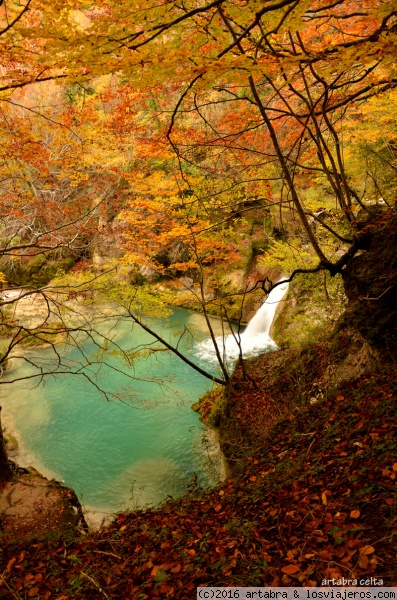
[0,1,397,596]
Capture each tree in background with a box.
[55,0,395,278]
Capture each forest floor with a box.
[0,345,396,599]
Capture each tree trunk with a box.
[0,406,13,482]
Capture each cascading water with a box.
[195,281,289,363]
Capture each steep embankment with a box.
[0,210,396,598]
[0,365,396,598]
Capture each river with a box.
[0,307,228,522]
[0,283,288,523]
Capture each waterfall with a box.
[196,281,289,363]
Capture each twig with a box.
[92,550,122,560]
[361,285,395,301]
[0,574,22,600]
[80,571,110,599]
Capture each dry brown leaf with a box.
[5,558,16,573]
[358,554,369,569]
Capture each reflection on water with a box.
[0,308,226,517]
[110,457,184,508]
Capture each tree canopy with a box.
[0,0,396,386]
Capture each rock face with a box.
[341,208,397,351]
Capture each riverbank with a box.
[0,467,87,544]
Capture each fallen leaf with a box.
[281,564,299,574]
[187,549,196,556]
[214,504,222,512]
[170,563,182,574]
[359,545,375,555]
[5,558,16,573]
[322,492,328,505]
[28,588,39,598]
[358,554,369,569]
[350,510,360,519]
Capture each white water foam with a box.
[195,281,289,363]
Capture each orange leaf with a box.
[358,554,369,569]
[392,463,397,473]
[281,564,299,575]
[171,564,182,573]
[359,545,375,555]
[350,510,360,519]
[214,504,222,512]
[28,589,39,598]
[187,549,196,556]
[5,558,16,573]
[321,492,328,506]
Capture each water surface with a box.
[0,308,226,517]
